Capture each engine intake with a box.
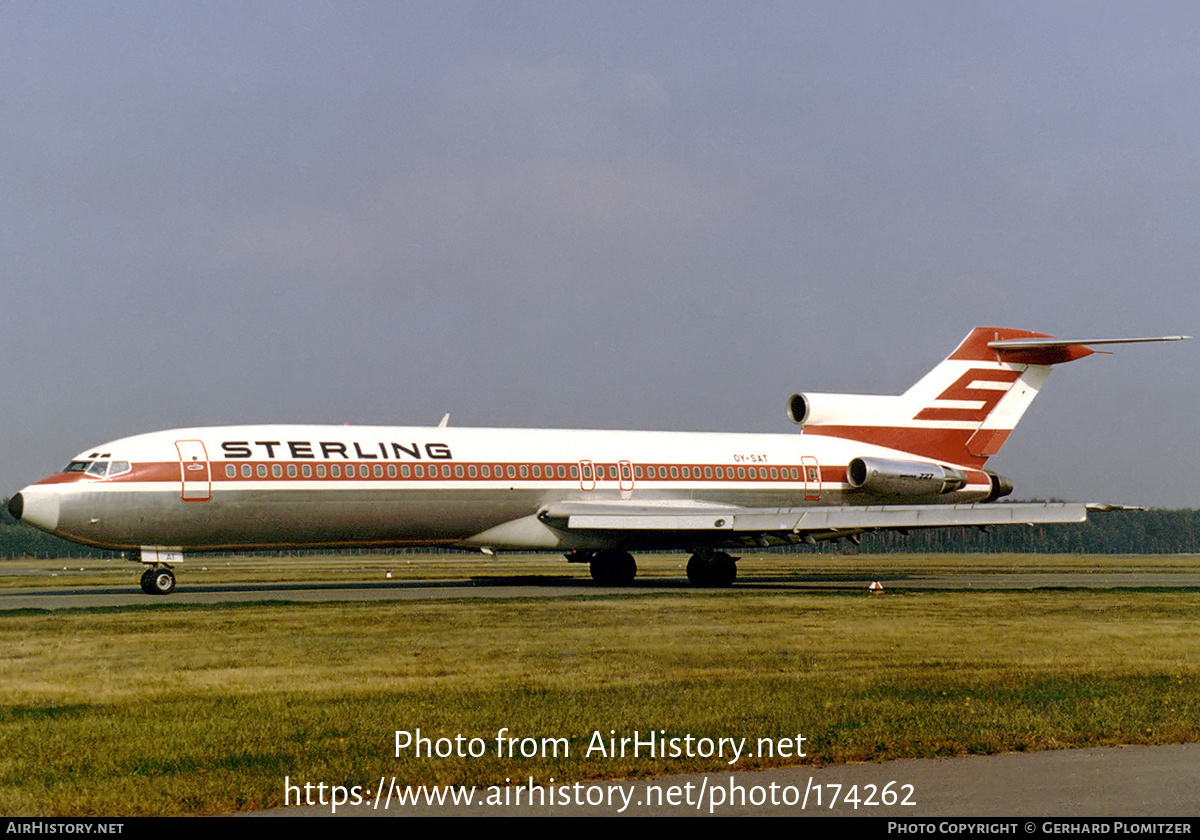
[787,393,810,425]
[847,457,968,497]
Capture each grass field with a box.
[2,551,1199,815]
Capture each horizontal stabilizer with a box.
[987,334,1190,365]
[989,335,1190,348]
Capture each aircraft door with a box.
[801,455,821,500]
[578,460,596,491]
[618,460,634,491]
[176,439,212,501]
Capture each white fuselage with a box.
[13,423,993,553]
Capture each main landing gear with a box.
[140,566,176,595]
[686,550,738,588]
[565,548,738,587]
[588,549,637,586]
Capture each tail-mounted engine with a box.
[847,457,968,497]
[983,470,1014,502]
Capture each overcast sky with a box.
[2,1,1196,508]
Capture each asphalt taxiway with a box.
[3,569,1200,611]
[259,743,1200,817]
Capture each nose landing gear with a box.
[140,566,176,595]
[128,547,183,595]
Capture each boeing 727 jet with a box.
[7,327,1188,594]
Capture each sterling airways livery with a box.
[8,327,1188,594]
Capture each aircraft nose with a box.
[8,487,60,532]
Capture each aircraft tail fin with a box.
[788,327,1188,467]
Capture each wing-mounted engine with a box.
[846,457,968,497]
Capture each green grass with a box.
[3,555,1200,814]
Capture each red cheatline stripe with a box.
[38,460,862,486]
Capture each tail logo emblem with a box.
[914,368,1022,423]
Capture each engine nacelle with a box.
[847,457,968,497]
[787,391,909,427]
[984,470,1014,502]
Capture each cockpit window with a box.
[62,460,132,479]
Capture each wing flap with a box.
[543,501,1088,533]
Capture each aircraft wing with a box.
[540,500,1088,539]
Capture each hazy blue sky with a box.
[2,1,1196,507]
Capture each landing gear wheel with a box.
[590,549,637,586]
[140,567,176,595]
[687,551,737,587]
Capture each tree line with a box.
[1,497,1197,559]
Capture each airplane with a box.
[6,327,1188,595]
